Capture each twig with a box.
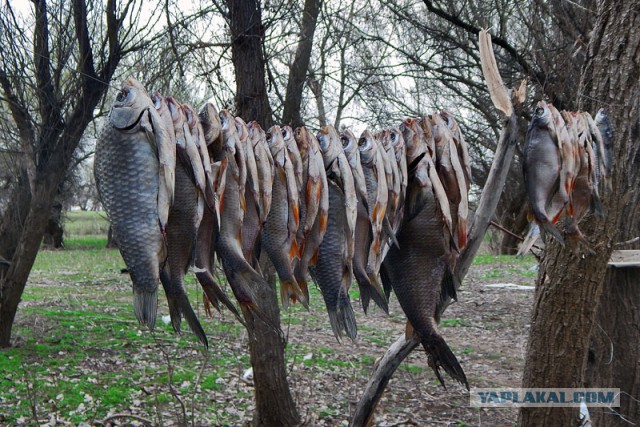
[490,220,524,242]
[614,237,639,246]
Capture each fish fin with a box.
[195,270,244,325]
[423,333,469,390]
[318,210,329,235]
[297,278,310,304]
[279,279,309,309]
[382,217,400,248]
[436,265,459,319]
[366,273,389,314]
[310,248,320,265]
[133,289,158,331]
[289,239,301,261]
[538,220,565,246]
[379,261,394,300]
[405,321,416,341]
[166,293,209,348]
[516,223,540,258]
[335,289,357,341]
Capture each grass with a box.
[1,209,532,425]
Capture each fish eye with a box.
[116,90,127,102]
[535,107,544,115]
[341,135,351,149]
[358,137,366,147]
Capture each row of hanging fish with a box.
[94,78,471,389]
[517,101,613,256]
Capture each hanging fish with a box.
[95,78,173,330]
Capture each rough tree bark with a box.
[227,0,273,128]
[585,264,640,425]
[0,0,124,347]
[225,1,300,425]
[282,0,322,128]
[519,2,640,426]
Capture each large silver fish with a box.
[262,125,308,308]
[381,184,468,389]
[522,102,564,244]
[311,125,358,340]
[95,78,171,330]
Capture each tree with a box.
[519,1,640,425]
[0,0,152,347]
[223,1,301,425]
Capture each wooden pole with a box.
[349,30,526,426]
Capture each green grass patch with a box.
[440,318,467,327]
[63,210,110,237]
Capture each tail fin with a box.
[538,220,564,246]
[329,290,357,341]
[133,289,158,330]
[279,279,309,309]
[167,293,209,348]
[423,333,469,390]
[516,223,540,258]
[365,274,389,314]
[195,269,244,324]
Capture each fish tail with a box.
[297,278,310,303]
[366,273,390,314]
[590,194,606,218]
[167,293,209,348]
[133,289,158,330]
[538,220,564,246]
[195,269,244,325]
[338,290,358,341]
[422,333,469,390]
[516,224,541,258]
[279,279,309,309]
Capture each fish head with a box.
[357,129,377,165]
[234,117,250,144]
[316,125,341,168]
[293,126,311,159]
[401,118,427,164]
[109,78,153,130]
[151,92,167,114]
[282,125,294,144]
[266,125,286,165]
[182,103,199,133]
[530,101,554,128]
[198,102,222,147]
[389,127,406,159]
[248,121,264,145]
[219,109,239,154]
[340,129,358,162]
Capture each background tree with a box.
[519,1,640,425]
[0,0,156,347]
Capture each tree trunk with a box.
[226,1,301,424]
[585,264,640,425]
[519,2,640,426]
[282,0,322,128]
[42,201,64,249]
[0,0,123,347]
[227,0,273,129]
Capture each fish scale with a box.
[309,181,357,340]
[95,116,164,330]
[382,188,467,389]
